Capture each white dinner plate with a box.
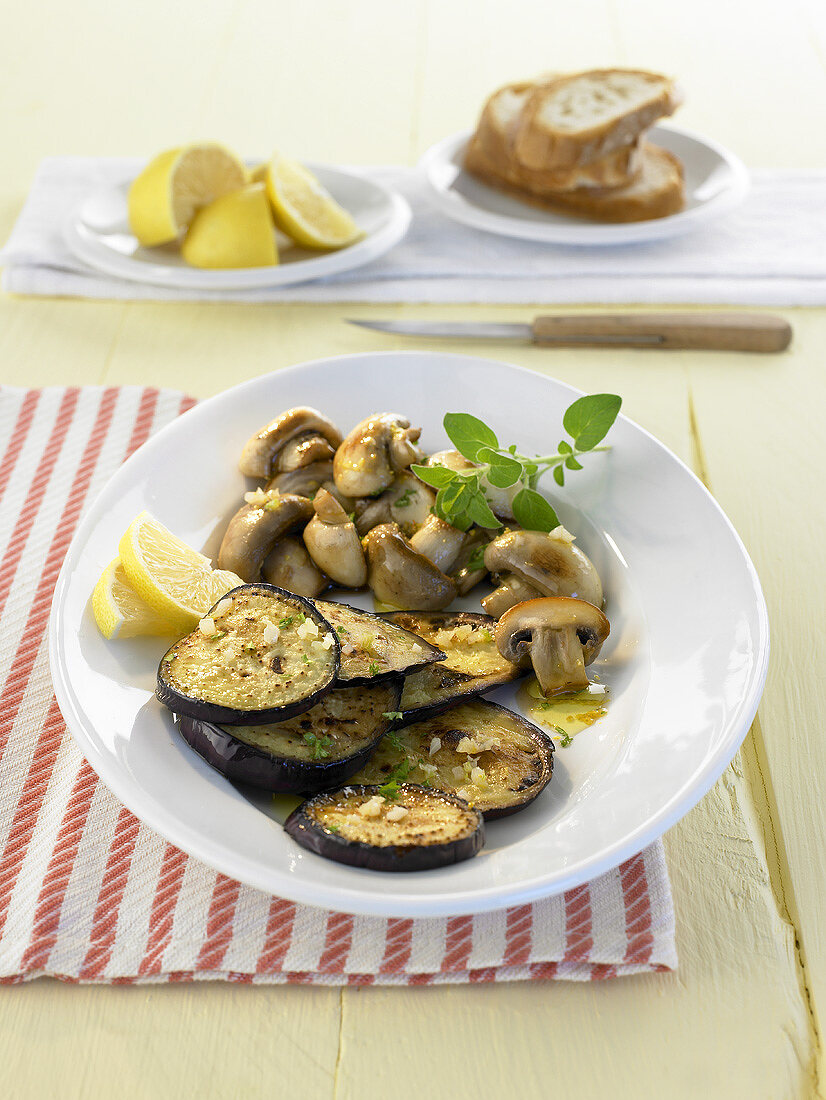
[49,353,769,917]
[420,124,750,245]
[63,164,411,290]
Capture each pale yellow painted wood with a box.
[1,0,825,1095]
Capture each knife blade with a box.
[347,313,792,352]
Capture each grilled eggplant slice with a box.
[284,784,484,871]
[348,699,554,819]
[157,584,339,725]
[380,611,525,720]
[315,600,444,685]
[177,679,402,793]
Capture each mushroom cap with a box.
[302,491,367,588]
[354,471,435,537]
[333,413,423,499]
[408,513,467,574]
[495,596,610,667]
[363,523,456,611]
[425,450,516,521]
[266,460,333,498]
[262,536,327,598]
[239,407,342,479]
[484,529,603,608]
[276,431,337,473]
[217,494,314,582]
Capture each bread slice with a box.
[513,69,682,170]
[464,136,685,223]
[476,81,642,192]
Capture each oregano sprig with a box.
[412,393,621,534]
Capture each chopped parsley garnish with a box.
[209,630,227,641]
[555,726,574,747]
[378,758,413,799]
[368,661,380,676]
[303,732,332,760]
[480,628,493,643]
[279,616,294,629]
[394,486,415,508]
[467,545,487,572]
[335,625,346,636]
[381,711,404,721]
[386,730,405,752]
[301,654,310,664]
[263,498,281,511]
[296,612,307,624]
[327,824,340,834]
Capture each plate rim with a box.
[48,351,770,916]
[62,162,412,289]
[419,123,751,245]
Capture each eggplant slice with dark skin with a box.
[285,784,484,871]
[177,678,402,793]
[380,611,526,721]
[348,699,554,820]
[315,600,444,686]
[157,584,339,726]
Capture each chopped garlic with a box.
[320,632,335,650]
[297,618,320,639]
[262,620,279,645]
[358,795,385,819]
[418,762,438,778]
[429,736,441,757]
[549,524,575,544]
[198,617,217,637]
[470,766,488,788]
[386,805,408,822]
[452,766,465,781]
[212,598,233,619]
[456,736,480,755]
[244,487,270,506]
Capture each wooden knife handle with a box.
[531,312,792,352]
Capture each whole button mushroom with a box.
[261,536,327,598]
[482,528,603,618]
[363,523,456,611]
[426,449,517,522]
[266,460,334,499]
[217,492,314,583]
[495,597,610,696]
[239,407,342,479]
[333,413,423,499]
[302,488,367,589]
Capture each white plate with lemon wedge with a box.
[64,149,411,290]
[49,352,769,917]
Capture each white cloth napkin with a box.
[2,156,825,304]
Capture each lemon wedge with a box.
[128,143,247,247]
[92,558,176,640]
[181,183,278,269]
[118,511,242,633]
[264,154,363,250]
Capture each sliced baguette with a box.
[476,80,642,192]
[464,136,685,223]
[513,69,682,170]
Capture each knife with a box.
[347,313,792,352]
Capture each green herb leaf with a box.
[394,486,415,507]
[411,463,455,489]
[476,448,522,488]
[368,661,380,676]
[386,730,405,752]
[443,412,499,462]
[378,758,413,799]
[564,454,583,471]
[466,545,487,572]
[279,616,294,629]
[552,466,565,487]
[554,726,574,748]
[382,711,404,721]
[465,493,500,529]
[562,394,622,452]
[512,487,560,532]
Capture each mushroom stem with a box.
[481,574,541,618]
[530,628,590,696]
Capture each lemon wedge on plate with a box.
[118,511,242,633]
[181,183,278,268]
[127,143,247,247]
[92,558,176,640]
[264,154,363,250]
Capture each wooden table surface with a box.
[1,0,824,1096]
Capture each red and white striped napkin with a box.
[0,385,677,984]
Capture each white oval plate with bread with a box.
[63,164,411,290]
[422,125,749,246]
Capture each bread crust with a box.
[512,69,682,171]
[464,136,685,223]
[476,81,643,192]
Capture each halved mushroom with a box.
[409,514,466,574]
[302,488,367,588]
[276,431,337,473]
[217,492,314,583]
[266,460,333,499]
[495,597,610,696]
[363,523,456,611]
[262,535,327,598]
[354,472,435,537]
[450,528,492,596]
[482,528,603,617]
[425,449,516,522]
[240,407,342,479]
[333,413,423,498]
